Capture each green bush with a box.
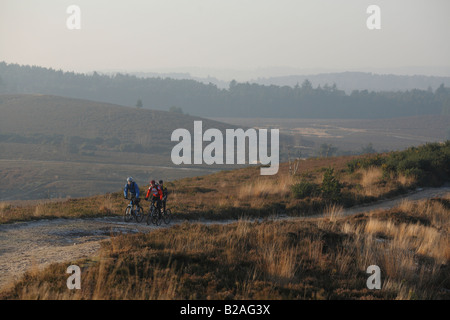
[384,142,450,185]
[347,141,450,186]
[291,182,320,199]
[321,168,342,203]
[347,154,386,173]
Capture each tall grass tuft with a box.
[98,194,115,215]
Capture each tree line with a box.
[1,61,449,119]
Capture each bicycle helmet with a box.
[150,180,155,185]
[127,177,134,183]
[159,180,163,184]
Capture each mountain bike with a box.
[161,207,172,224]
[124,196,144,223]
[160,196,172,224]
[146,200,162,226]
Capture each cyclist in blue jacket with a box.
[124,177,140,200]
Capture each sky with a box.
[1,0,450,80]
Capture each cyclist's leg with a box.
[130,194,136,207]
[158,199,162,217]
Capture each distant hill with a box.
[1,62,450,119]
[0,94,244,200]
[0,94,233,152]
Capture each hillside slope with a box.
[0,94,237,147]
[0,94,244,200]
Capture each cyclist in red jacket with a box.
[145,180,163,211]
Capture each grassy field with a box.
[0,155,411,224]
[1,141,449,224]
[1,194,448,300]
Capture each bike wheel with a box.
[124,206,133,222]
[150,207,161,226]
[155,210,162,226]
[135,206,144,223]
[163,209,172,224]
[148,207,157,225]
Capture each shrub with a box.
[321,168,342,203]
[347,141,450,186]
[291,182,319,199]
[347,154,386,173]
[384,142,450,185]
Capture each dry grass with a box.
[360,166,383,188]
[359,166,383,197]
[324,203,344,222]
[0,202,11,218]
[258,242,299,283]
[98,194,115,215]
[0,193,123,224]
[33,202,46,217]
[365,218,447,262]
[237,173,295,201]
[2,195,448,300]
[0,152,426,225]
[397,198,449,232]
[397,174,415,187]
[347,165,418,202]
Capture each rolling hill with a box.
[0,94,246,200]
[2,62,450,119]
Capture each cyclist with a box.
[158,180,169,213]
[124,177,140,204]
[145,180,163,213]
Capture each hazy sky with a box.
[1,0,450,79]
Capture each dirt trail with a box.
[308,185,450,218]
[0,186,449,290]
[0,217,162,290]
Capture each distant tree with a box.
[436,83,446,96]
[229,80,238,90]
[319,143,338,157]
[361,143,376,154]
[331,83,337,92]
[136,99,143,108]
[435,83,450,115]
[301,79,313,91]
